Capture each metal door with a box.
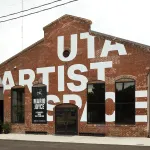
[55,106,78,135]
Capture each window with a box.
[115,79,135,125]
[0,87,3,100]
[87,83,105,124]
[11,88,25,123]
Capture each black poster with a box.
[32,85,47,124]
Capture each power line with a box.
[0,0,78,23]
[0,0,65,19]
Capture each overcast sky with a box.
[0,0,150,64]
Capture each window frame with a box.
[11,87,25,124]
[115,79,136,125]
[87,82,105,124]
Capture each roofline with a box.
[0,38,44,68]
[1,16,150,68]
[1,30,149,68]
[43,14,92,30]
[91,30,150,50]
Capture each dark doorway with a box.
[55,104,78,135]
[0,101,4,123]
[0,87,4,124]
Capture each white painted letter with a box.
[19,69,35,92]
[80,32,95,58]
[136,115,147,122]
[135,90,147,98]
[47,95,60,121]
[80,102,87,122]
[57,34,77,61]
[135,102,147,109]
[105,92,115,122]
[58,66,65,91]
[67,64,88,92]
[3,71,15,91]
[90,61,112,81]
[101,40,127,57]
[37,67,55,92]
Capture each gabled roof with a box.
[43,14,92,30]
[0,15,150,68]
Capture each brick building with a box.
[0,15,150,137]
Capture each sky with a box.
[0,0,150,64]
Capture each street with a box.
[0,140,149,150]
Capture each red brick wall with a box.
[0,15,150,137]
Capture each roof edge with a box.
[91,30,150,50]
[43,14,92,30]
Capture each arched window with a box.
[11,86,25,123]
[115,78,135,125]
[87,82,105,124]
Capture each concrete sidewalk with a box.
[0,134,150,146]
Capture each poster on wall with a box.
[32,85,47,124]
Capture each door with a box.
[0,87,4,133]
[55,104,78,135]
[0,87,3,123]
[0,101,3,123]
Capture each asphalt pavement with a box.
[0,140,149,150]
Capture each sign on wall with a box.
[0,32,148,123]
[32,85,47,124]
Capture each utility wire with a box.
[0,0,65,18]
[0,0,78,23]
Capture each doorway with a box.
[0,101,3,123]
[55,104,78,135]
[0,87,3,123]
